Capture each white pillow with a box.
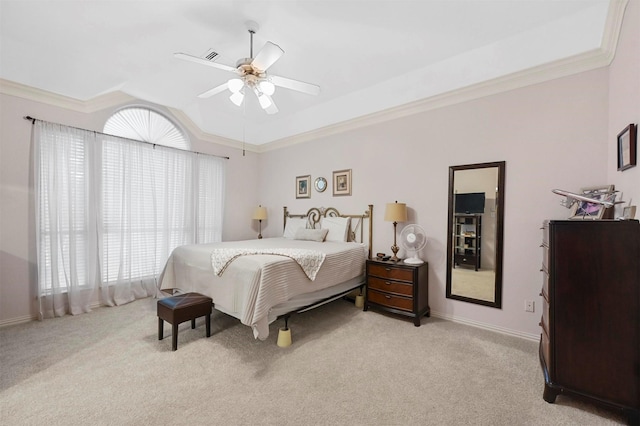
[294,228,329,242]
[283,217,308,239]
[321,216,351,242]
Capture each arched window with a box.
[104,106,189,149]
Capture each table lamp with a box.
[253,205,267,239]
[384,201,407,261]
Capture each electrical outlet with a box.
[525,300,535,312]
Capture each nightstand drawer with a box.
[367,263,413,282]
[367,276,413,297]
[368,289,413,312]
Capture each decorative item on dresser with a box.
[364,258,429,326]
[539,220,640,424]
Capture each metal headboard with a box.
[283,205,373,259]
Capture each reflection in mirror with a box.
[446,161,505,308]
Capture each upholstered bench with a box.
[157,292,213,351]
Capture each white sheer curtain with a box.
[34,122,100,318]
[33,120,225,318]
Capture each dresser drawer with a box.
[541,269,549,303]
[541,244,549,272]
[541,289,550,334]
[367,276,413,297]
[368,288,413,312]
[540,324,551,373]
[368,263,413,282]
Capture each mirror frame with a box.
[314,177,327,192]
[445,161,506,308]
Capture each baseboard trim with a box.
[0,301,105,328]
[0,314,38,328]
[430,310,540,342]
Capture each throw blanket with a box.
[211,248,326,281]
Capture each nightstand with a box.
[364,259,430,326]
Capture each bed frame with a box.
[283,204,374,259]
[278,204,373,337]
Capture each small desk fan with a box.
[400,224,427,264]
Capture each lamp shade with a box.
[253,206,267,220]
[384,201,407,222]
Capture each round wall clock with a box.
[314,177,327,192]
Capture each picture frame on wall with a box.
[296,175,311,199]
[332,169,352,196]
[569,185,615,220]
[617,123,637,171]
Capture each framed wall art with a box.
[296,175,311,199]
[569,185,615,220]
[332,169,352,196]
[617,123,637,171]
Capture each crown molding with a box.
[0,78,261,153]
[0,78,136,112]
[259,0,628,152]
[166,107,260,153]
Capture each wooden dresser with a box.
[364,259,429,326]
[540,220,640,423]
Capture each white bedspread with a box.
[158,238,366,340]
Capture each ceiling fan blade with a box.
[270,74,320,96]
[174,52,238,73]
[264,95,278,115]
[251,41,284,72]
[197,83,229,99]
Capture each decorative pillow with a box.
[283,217,308,239]
[294,228,329,242]
[321,216,351,242]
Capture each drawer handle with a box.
[385,268,391,271]
[385,295,391,299]
[385,281,391,286]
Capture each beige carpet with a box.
[451,268,496,302]
[0,298,626,425]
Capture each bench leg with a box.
[172,323,178,351]
[191,318,196,329]
[158,318,164,340]
[206,313,211,337]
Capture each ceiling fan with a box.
[175,21,320,114]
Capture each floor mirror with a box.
[445,161,505,308]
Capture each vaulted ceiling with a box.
[0,1,622,148]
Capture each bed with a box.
[157,205,373,340]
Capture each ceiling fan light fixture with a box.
[230,91,244,106]
[258,80,275,96]
[228,78,244,93]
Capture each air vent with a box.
[204,49,219,62]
